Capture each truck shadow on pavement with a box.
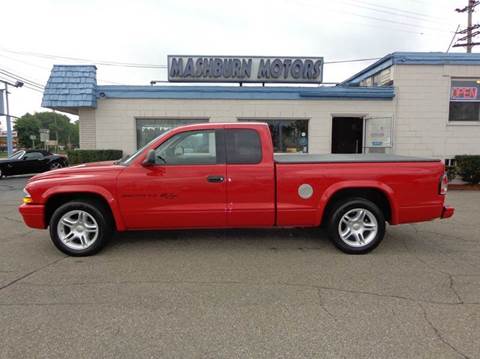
[101,225,413,255]
[108,227,334,252]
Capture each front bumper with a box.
[18,204,46,229]
[441,205,455,219]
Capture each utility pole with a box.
[454,0,480,52]
[468,0,474,52]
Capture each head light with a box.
[23,188,32,204]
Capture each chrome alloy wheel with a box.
[338,208,378,247]
[50,162,62,169]
[57,210,99,250]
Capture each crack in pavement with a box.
[418,303,471,359]
[316,288,337,321]
[392,230,469,305]
[1,229,38,242]
[0,184,17,191]
[7,278,480,306]
[0,257,67,293]
[1,216,23,224]
[0,301,119,307]
[448,274,464,304]
[413,229,479,243]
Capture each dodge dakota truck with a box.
[19,122,454,256]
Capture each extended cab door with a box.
[224,126,275,227]
[117,129,227,229]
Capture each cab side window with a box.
[154,130,218,165]
[225,129,262,164]
[23,152,44,160]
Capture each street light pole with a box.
[1,80,23,156]
[4,83,13,156]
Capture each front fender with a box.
[42,185,126,231]
[316,180,399,225]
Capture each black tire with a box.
[49,200,113,256]
[327,197,386,254]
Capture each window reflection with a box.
[136,119,208,149]
[243,119,308,153]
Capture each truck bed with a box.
[274,153,440,164]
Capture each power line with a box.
[1,47,385,70]
[338,0,449,25]
[0,48,167,69]
[0,52,51,70]
[0,68,44,89]
[345,0,448,21]
[0,67,45,88]
[0,76,43,93]
[0,52,123,85]
[0,60,47,86]
[0,73,44,91]
[0,67,46,95]
[292,0,454,34]
[325,57,381,64]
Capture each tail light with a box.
[439,173,448,195]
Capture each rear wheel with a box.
[0,168,3,179]
[49,201,112,256]
[327,198,385,254]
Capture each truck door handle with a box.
[207,175,224,183]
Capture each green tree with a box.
[13,113,40,148]
[14,112,79,149]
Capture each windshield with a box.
[119,130,173,165]
[8,150,25,160]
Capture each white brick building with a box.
[42,52,480,161]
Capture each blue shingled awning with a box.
[41,65,97,114]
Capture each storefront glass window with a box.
[449,80,480,122]
[449,102,480,121]
[243,119,308,153]
[136,119,208,148]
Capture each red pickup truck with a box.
[19,122,454,256]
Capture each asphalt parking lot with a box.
[0,176,479,359]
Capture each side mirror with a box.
[142,149,156,167]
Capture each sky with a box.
[0,0,474,130]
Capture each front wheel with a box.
[49,201,112,256]
[327,198,386,254]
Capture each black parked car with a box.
[0,150,68,178]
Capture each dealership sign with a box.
[168,55,323,83]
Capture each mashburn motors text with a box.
[168,56,323,83]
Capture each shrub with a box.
[446,165,457,181]
[455,155,480,184]
[66,149,123,165]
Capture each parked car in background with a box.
[0,150,68,178]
